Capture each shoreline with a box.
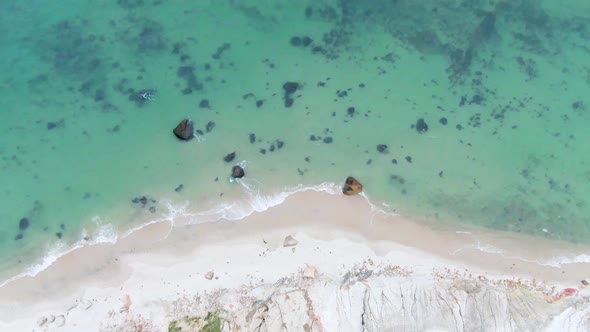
[3,179,589,291]
[0,188,589,330]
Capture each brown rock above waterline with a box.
[231,165,245,178]
[173,119,193,140]
[342,176,362,195]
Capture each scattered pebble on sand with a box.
[283,235,298,247]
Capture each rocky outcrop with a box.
[173,119,194,140]
[342,176,362,195]
[164,264,590,332]
[231,165,245,178]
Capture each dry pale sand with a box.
[0,189,589,331]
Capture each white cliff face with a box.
[163,263,590,332]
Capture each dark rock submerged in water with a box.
[342,176,363,195]
[282,82,299,108]
[224,152,236,162]
[416,118,428,133]
[231,165,245,178]
[19,218,30,230]
[173,119,193,140]
[199,99,210,108]
[47,118,65,130]
[206,121,215,133]
[131,195,154,207]
[290,36,302,46]
[283,82,299,94]
[377,144,388,153]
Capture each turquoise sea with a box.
[1,0,590,282]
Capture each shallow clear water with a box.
[1,0,590,280]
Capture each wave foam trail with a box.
[0,220,120,288]
[359,192,399,218]
[120,199,188,239]
[540,254,590,268]
[184,181,342,224]
[475,241,506,254]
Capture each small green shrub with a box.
[168,320,182,332]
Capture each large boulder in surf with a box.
[342,176,362,195]
[231,165,245,178]
[173,119,194,140]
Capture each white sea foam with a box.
[448,241,506,256]
[0,221,120,288]
[475,241,506,254]
[359,192,399,217]
[538,254,590,268]
[183,181,342,224]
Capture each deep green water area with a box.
[1,0,590,281]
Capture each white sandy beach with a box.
[0,189,589,331]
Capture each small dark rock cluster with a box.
[290,36,313,48]
[131,195,157,213]
[176,65,202,95]
[282,82,299,108]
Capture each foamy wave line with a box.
[180,181,342,224]
[359,192,399,219]
[454,242,590,268]
[448,242,507,256]
[0,219,120,288]
[537,254,590,268]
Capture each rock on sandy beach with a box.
[205,271,214,280]
[283,235,298,247]
[342,176,363,195]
